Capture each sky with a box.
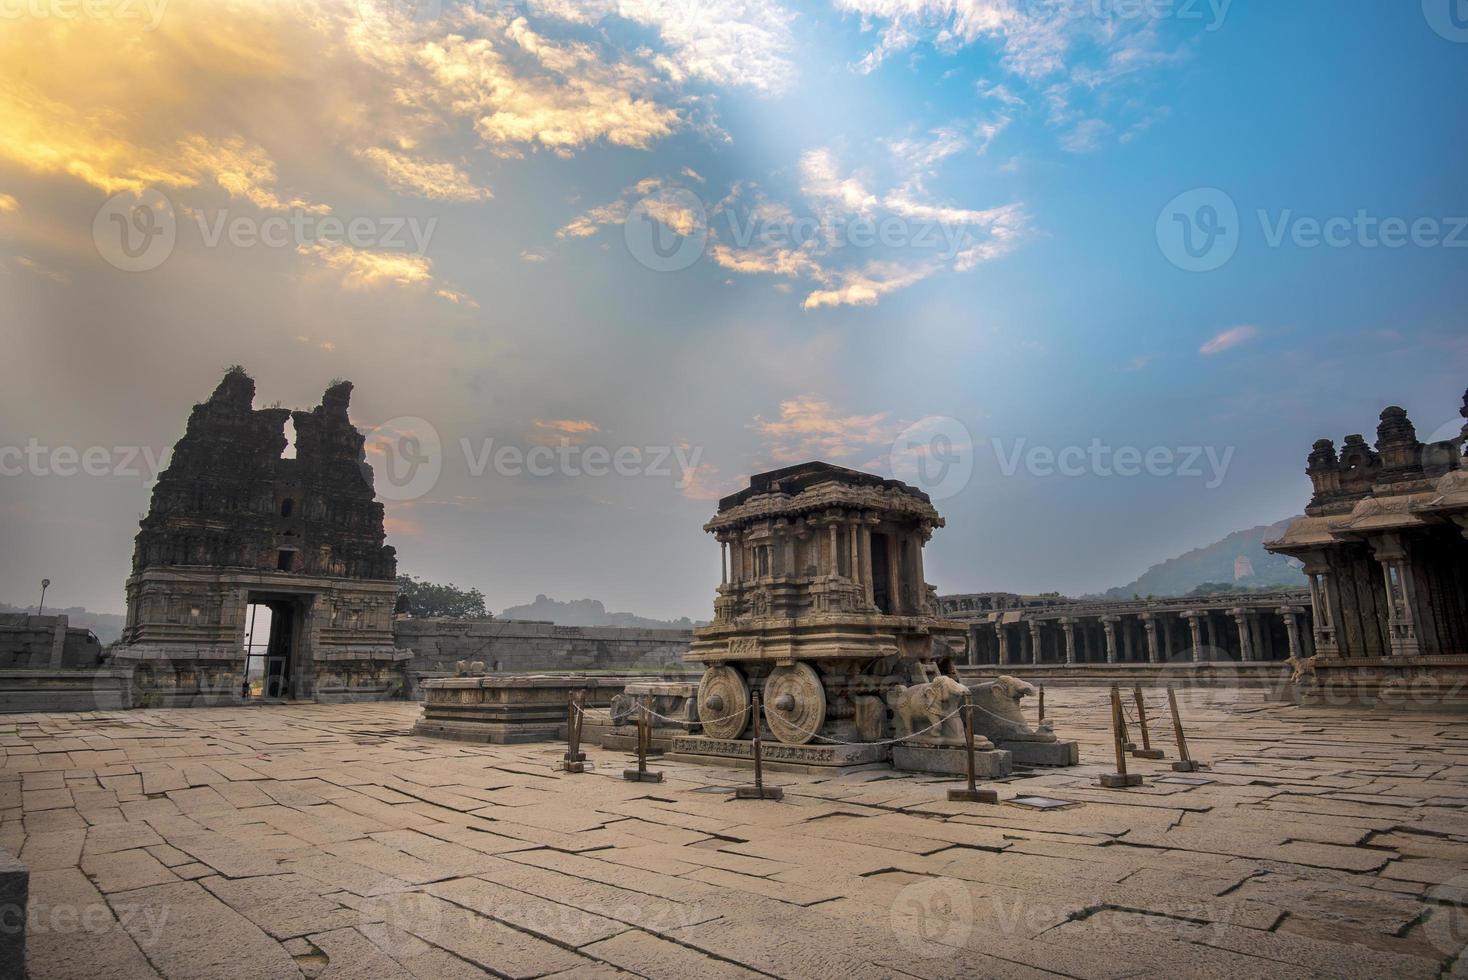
[1,0,1466,620]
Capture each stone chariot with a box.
[684,462,973,759]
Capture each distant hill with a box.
[1,603,126,644]
[498,594,701,630]
[1094,518,1307,600]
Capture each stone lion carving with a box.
[1286,654,1318,685]
[608,693,638,726]
[966,676,1056,743]
[453,660,486,677]
[886,675,979,746]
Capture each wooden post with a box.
[562,691,587,773]
[1168,685,1203,772]
[1130,684,1164,759]
[948,694,998,803]
[623,696,665,782]
[736,689,782,800]
[1099,684,1142,787]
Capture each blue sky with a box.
[1,0,1465,618]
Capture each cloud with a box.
[799,148,879,215]
[834,0,1183,153]
[0,194,16,214]
[531,418,601,446]
[616,0,799,94]
[535,418,601,434]
[358,147,492,202]
[750,395,902,462]
[1200,325,1261,355]
[677,460,731,500]
[709,138,1028,308]
[297,240,472,308]
[13,256,70,283]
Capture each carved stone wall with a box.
[1268,388,1468,660]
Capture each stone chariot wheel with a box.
[763,663,827,745]
[697,665,750,739]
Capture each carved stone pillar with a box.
[1183,611,1203,663]
[1301,550,1340,657]
[1061,617,1076,665]
[720,540,728,585]
[1372,534,1422,657]
[1029,621,1043,665]
[1232,608,1255,662]
[1102,616,1119,664]
[859,521,874,607]
[848,524,859,583]
[1279,606,1302,660]
[995,621,1009,666]
[1141,613,1160,663]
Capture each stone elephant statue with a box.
[966,675,1056,743]
[886,675,985,747]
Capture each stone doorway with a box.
[244,595,303,701]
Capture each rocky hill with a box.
[1095,518,1307,600]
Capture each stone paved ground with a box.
[4,687,1468,979]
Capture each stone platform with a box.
[666,734,890,773]
[891,744,1011,777]
[5,687,1468,979]
[411,674,630,743]
[999,738,1081,766]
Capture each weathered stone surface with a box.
[6,690,1468,978]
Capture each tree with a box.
[396,574,489,619]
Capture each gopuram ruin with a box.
[109,368,408,705]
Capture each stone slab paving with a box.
[3,687,1467,979]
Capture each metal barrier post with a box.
[1099,684,1143,788]
[1168,685,1203,772]
[736,689,782,800]
[1038,684,1045,725]
[1130,684,1164,759]
[948,694,998,803]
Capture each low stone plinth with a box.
[0,847,27,978]
[667,735,889,773]
[891,744,1012,778]
[999,739,1080,766]
[411,674,631,744]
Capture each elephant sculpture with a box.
[966,675,1056,743]
[886,674,988,747]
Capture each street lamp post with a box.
[38,578,50,616]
